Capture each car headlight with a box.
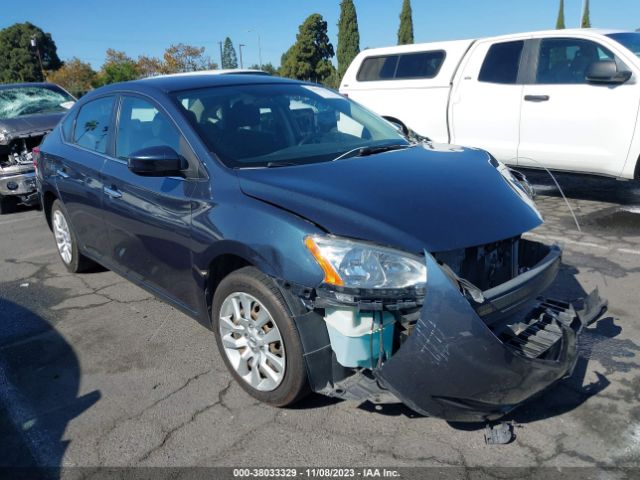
[0,130,10,145]
[304,235,427,289]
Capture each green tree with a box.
[163,43,216,73]
[0,22,61,83]
[556,0,566,29]
[337,0,360,80]
[397,0,414,45]
[249,62,279,76]
[581,0,591,28]
[94,49,139,86]
[279,13,335,84]
[222,37,238,69]
[47,58,96,97]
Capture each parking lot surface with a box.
[1,171,640,474]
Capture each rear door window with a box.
[478,41,525,84]
[73,96,115,154]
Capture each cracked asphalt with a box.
[1,171,640,474]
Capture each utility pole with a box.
[30,36,45,80]
[218,41,223,69]
[239,44,245,69]
[248,29,262,69]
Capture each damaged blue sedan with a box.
[36,74,604,421]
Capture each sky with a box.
[3,0,639,69]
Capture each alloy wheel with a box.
[53,210,73,264]
[218,292,286,391]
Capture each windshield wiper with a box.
[332,143,413,162]
[265,161,299,168]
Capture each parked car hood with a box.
[0,113,65,137]
[237,145,543,253]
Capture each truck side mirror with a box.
[586,59,632,84]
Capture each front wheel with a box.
[51,200,95,273]
[212,267,308,406]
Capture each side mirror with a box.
[586,59,632,84]
[127,145,187,177]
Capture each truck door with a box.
[450,39,526,164]
[518,37,639,177]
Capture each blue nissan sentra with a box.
[36,74,604,421]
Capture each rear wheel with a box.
[0,195,18,215]
[51,200,95,273]
[212,267,308,406]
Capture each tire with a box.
[0,195,18,215]
[212,267,309,407]
[50,200,95,273]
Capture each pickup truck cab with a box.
[340,29,640,180]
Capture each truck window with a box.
[357,51,445,81]
[357,56,399,81]
[395,51,445,79]
[478,41,524,84]
[535,38,615,84]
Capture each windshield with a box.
[0,85,75,120]
[607,33,640,58]
[173,83,407,168]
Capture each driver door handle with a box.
[56,168,69,179]
[104,186,122,199]
[524,95,550,102]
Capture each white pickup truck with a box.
[340,29,640,180]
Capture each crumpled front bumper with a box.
[372,253,602,422]
[0,170,37,197]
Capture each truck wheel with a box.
[211,267,309,407]
[51,200,95,273]
[0,195,18,215]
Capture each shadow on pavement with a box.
[0,299,100,478]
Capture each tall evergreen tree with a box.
[337,0,360,80]
[555,0,566,29]
[397,0,414,45]
[222,37,238,69]
[0,22,61,82]
[279,13,335,84]
[581,0,591,28]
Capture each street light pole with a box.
[239,44,245,69]
[30,36,45,80]
[248,29,262,69]
[218,41,223,69]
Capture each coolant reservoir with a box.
[324,307,395,368]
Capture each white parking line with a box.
[525,232,640,256]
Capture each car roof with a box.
[142,69,270,80]
[97,74,300,95]
[482,27,630,41]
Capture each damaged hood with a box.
[237,145,543,253]
[0,113,64,138]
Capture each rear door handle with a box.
[56,168,69,179]
[104,186,122,199]
[524,95,550,102]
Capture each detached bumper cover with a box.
[373,253,601,422]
